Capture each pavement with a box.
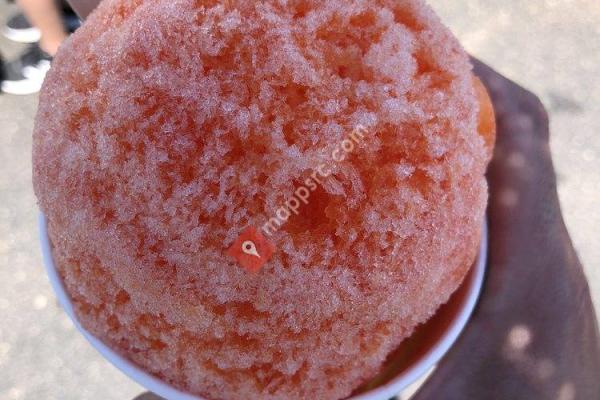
[0,1,598,399]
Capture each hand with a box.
[412,60,600,400]
[132,393,163,400]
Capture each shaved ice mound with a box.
[33,0,494,399]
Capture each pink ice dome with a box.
[33,0,494,399]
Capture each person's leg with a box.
[16,0,68,56]
[1,0,69,94]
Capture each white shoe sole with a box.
[1,77,43,95]
[2,26,41,44]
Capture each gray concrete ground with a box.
[0,1,598,399]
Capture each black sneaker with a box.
[64,13,82,33]
[2,13,41,43]
[2,12,81,44]
[1,45,52,95]
[0,54,6,83]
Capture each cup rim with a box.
[39,213,487,400]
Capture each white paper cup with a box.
[40,214,487,400]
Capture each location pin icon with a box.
[242,240,261,258]
[227,227,274,272]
